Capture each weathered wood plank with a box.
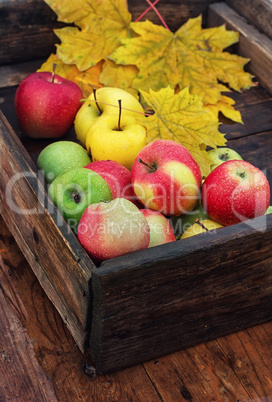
[0,110,93,353]
[0,0,214,65]
[0,216,162,401]
[90,211,272,373]
[208,2,272,95]
[225,0,272,40]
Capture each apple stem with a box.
[138,158,157,172]
[93,89,103,114]
[51,63,57,83]
[195,219,209,231]
[117,99,122,131]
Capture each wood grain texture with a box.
[226,0,272,39]
[208,2,272,95]
[0,111,94,353]
[90,212,272,372]
[0,216,161,401]
[0,0,215,65]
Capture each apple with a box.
[74,87,145,146]
[131,140,202,216]
[48,167,112,230]
[181,219,223,239]
[141,209,176,247]
[207,147,243,172]
[86,113,147,170]
[37,141,91,183]
[77,198,150,263]
[169,200,209,237]
[202,160,271,226]
[266,206,272,214]
[84,159,136,202]
[14,69,83,139]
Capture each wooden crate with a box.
[1,0,272,374]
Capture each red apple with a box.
[14,71,83,138]
[131,140,202,216]
[77,198,150,263]
[84,160,134,202]
[141,209,176,247]
[202,160,271,226]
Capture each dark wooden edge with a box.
[0,110,94,352]
[225,0,272,40]
[208,2,272,95]
[90,214,272,372]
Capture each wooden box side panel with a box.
[90,216,272,373]
[0,111,94,352]
[0,0,215,65]
[208,2,272,95]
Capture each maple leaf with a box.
[204,95,243,124]
[138,87,226,177]
[44,0,132,71]
[99,59,139,97]
[109,16,254,105]
[38,53,104,97]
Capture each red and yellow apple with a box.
[131,140,202,216]
[202,160,271,226]
[181,219,223,239]
[141,209,176,247]
[77,198,150,263]
[15,71,83,138]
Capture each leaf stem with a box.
[135,0,160,22]
[81,98,154,116]
[143,0,170,31]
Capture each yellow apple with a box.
[86,114,147,170]
[181,218,223,239]
[74,87,145,146]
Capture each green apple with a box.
[48,167,112,230]
[207,147,243,173]
[86,114,147,170]
[181,219,223,239]
[74,87,145,147]
[265,206,272,214]
[37,141,91,183]
[169,200,209,238]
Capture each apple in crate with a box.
[207,147,243,172]
[202,160,271,226]
[77,198,150,263]
[169,200,209,237]
[74,87,145,146]
[141,209,176,247]
[37,141,91,183]
[15,70,83,138]
[181,219,223,239]
[131,140,202,216]
[84,159,136,202]
[86,114,146,170]
[48,168,112,230]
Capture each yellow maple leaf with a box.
[38,54,104,97]
[99,59,139,97]
[138,87,226,177]
[204,95,243,124]
[44,0,132,71]
[110,16,254,105]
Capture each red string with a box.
[135,0,170,31]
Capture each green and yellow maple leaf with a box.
[109,16,254,105]
[138,86,226,177]
[44,0,132,71]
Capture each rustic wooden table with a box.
[1,214,272,401]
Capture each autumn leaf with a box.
[44,0,132,71]
[38,53,104,97]
[109,16,254,105]
[99,59,139,97]
[204,95,243,124]
[138,87,226,177]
